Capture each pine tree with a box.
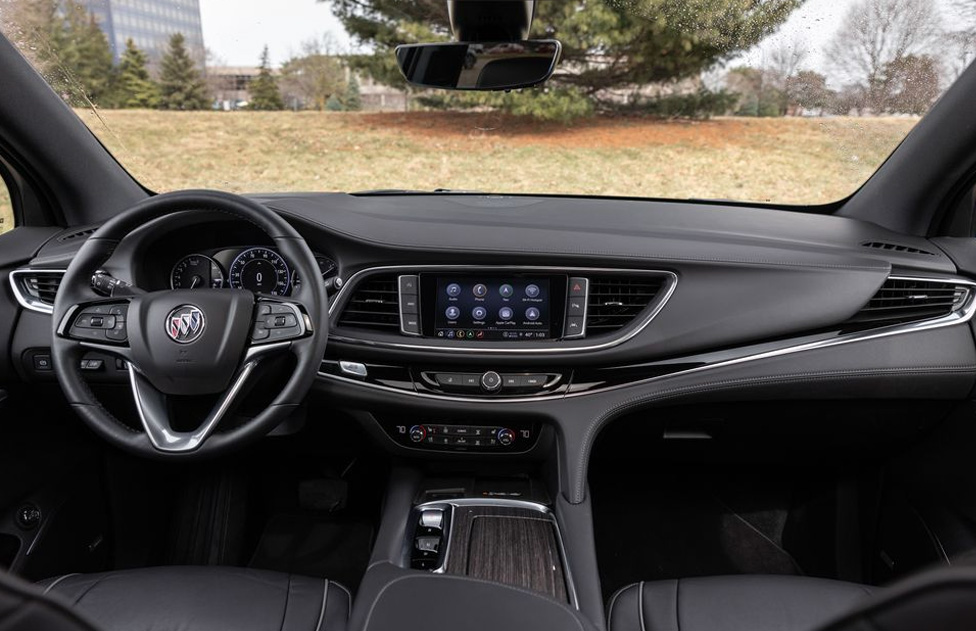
[343,74,362,111]
[158,32,209,110]
[325,94,344,111]
[248,46,284,110]
[45,1,116,106]
[116,39,159,108]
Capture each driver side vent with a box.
[336,274,401,331]
[586,275,665,336]
[12,270,64,310]
[846,278,970,326]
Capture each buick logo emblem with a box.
[165,305,205,344]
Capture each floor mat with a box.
[248,513,374,593]
[593,471,807,600]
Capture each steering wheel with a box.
[50,190,328,459]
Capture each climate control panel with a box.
[377,418,539,453]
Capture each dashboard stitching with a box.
[571,364,976,503]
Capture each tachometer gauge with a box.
[229,247,290,294]
[171,255,225,289]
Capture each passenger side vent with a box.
[585,275,665,336]
[10,270,64,313]
[861,241,936,257]
[336,274,401,331]
[846,278,969,326]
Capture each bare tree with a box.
[826,0,943,112]
[945,1,976,77]
[279,35,347,110]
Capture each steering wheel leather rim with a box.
[51,189,329,460]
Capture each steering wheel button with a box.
[269,304,294,314]
[257,304,273,316]
[251,327,271,341]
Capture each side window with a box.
[0,181,12,236]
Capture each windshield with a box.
[1,0,973,205]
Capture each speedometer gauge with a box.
[229,247,290,294]
[171,255,225,289]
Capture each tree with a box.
[249,45,284,110]
[325,94,344,111]
[280,37,347,110]
[826,0,943,112]
[883,54,941,114]
[116,39,159,108]
[158,32,209,110]
[343,74,363,111]
[4,0,117,106]
[329,0,805,108]
[725,66,784,116]
[785,70,834,114]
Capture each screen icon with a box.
[499,284,514,298]
[499,307,514,321]
[473,284,488,298]
[525,307,540,321]
[525,284,540,298]
[446,283,461,297]
[445,306,460,320]
[472,306,487,320]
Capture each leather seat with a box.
[608,575,873,631]
[33,566,350,631]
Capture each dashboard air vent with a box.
[847,278,969,326]
[57,227,98,242]
[861,241,936,256]
[19,271,64,306]
[336,274,401,331]
[586,276,664,336]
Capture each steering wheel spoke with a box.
[129,359,260,453]
[57,299,133,347]
[249,299,312,346]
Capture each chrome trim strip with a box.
[329,265,678,355]
[413,498,580,610]
[318,275,976,402]
[9,268,67,315]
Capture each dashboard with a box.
[168,246,338,295]
[7,194,976,483]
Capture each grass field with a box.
[1,111,917,236]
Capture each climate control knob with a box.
[409,425,427,443]
[481,371,502,392]
[497,428,515,446]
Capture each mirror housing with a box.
[395,40,561,91]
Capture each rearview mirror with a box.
[395,40,561,91]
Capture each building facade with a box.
[80,0,204,66]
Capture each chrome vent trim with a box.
[335,273,401,331]
[847,277,970,326]
[328,266,677,354]
[9,269,66,315]
[586,276,664,337]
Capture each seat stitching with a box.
[279,574,292,631]
[606,583,633,631]
[68,574,109,606]
[674,580,680,631]
[41,574,81,595]
[638,580,646,631]
[314,579,329,631]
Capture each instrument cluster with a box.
[170,246,338,296]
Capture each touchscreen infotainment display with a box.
[434,277,550,340]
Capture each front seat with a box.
[608,575,873,631]
[1,566,349,631]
